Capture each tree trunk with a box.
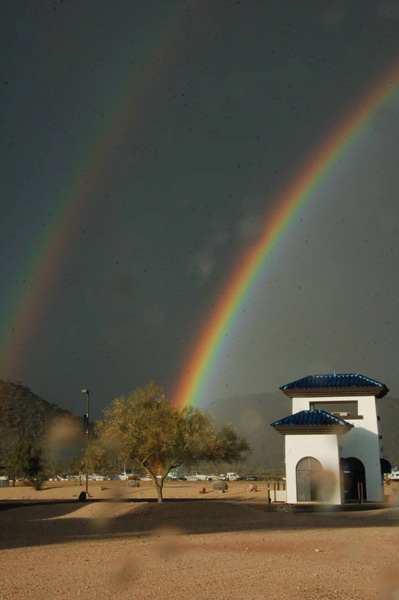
[156,481,163,503]
[144,464,164,503]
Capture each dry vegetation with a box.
[1,480,398,600]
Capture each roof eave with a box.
[272,424,353,435]
[280,386,388,399]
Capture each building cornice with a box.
[272,423,353,435]
[280,386,387,399]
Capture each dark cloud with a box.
[1,1,398,416]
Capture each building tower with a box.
[271,374,388,504]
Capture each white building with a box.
[271,374,388,504]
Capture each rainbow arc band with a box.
[173,63,399,412]
[0,5,182,380]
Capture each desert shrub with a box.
[31,476,47,490]
[247,483,258,492]
[8,440,47,490]
[212,480,228,491]
[127,479,140,487]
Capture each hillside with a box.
[1,380,397,470]
[378,395,399,467]
[206,391,290,469]
[206,390,399,469]
[0,380,79,456]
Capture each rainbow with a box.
[0,8,181,379]
[173,63,399,411]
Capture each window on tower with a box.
[309,401,362,419]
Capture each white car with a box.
[193,473,209,481]
[226,472,240,481]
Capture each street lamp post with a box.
[82,389,90,496]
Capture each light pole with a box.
[82,389,90,496]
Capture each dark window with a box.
[309,401,359,418]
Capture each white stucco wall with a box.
[291,395,383,502]
[285,433,342,504]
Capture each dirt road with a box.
[1,480,398,599]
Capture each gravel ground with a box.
[0,481,398,600]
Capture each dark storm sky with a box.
[1,1,399,418]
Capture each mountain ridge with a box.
[1,380,397,469]
[205,389,399,468]
[0,379,79,456]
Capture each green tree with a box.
[8,440,47,490]
[94,382,250,502]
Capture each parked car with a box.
[246,475,258,481]
[226,472,242,481]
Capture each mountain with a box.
[206,390,399,469]
[1,380,397,470]
[378,395,399,467]
[0,380,80,456]
[206,391,290,469]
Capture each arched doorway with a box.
[341,457,367,501]
[296,457,322,502]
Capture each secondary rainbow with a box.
[173,63,399,411]
[0,9,182,379]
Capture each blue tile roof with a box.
[271,409,351,428]
[280,373,386,391]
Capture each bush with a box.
[31,476,47,490]
[247,483,258,492]
[212,480,228,492]
[127,479,140,487]
[8,441,47,490]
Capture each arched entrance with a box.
[341,457,367,501]
[296,457,322,501]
